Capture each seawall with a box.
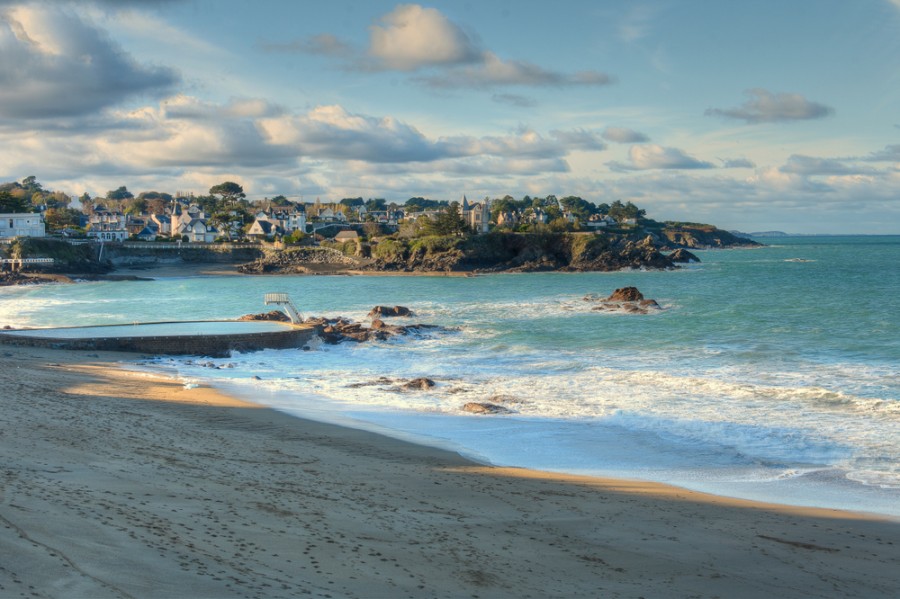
[0,323,320,357]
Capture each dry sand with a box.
[1,345,898,598]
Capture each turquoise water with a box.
[2,236,898,516]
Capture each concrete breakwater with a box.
[0,320,319,357]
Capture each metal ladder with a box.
[264,293,303,324]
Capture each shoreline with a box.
[3,346,899,597]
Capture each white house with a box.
[246,218,284,239]
[0,212,46,239]
[87,210,128,241]
[178,218,219,243]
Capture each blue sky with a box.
[1,0,898,232]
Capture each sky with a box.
[1,0,899,233]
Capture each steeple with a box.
[461,195,470,210]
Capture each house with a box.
[178,218,219,243]
[148,213,172,236]
[496,211,519,227]
[270,205,307,233]
[586,214,615,228]
[334,230,360,242]
[87,210,128,241]
[0,212,46,239]
[135,224,159,241]
[460,195,491,234]
[246,218,284,239]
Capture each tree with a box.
[0,191,31,213]
[365,198,387,211]
[21,176,42,193]
[123,197,148,216]
[339,197,364,208]
[209,182,245,206]
[424,202,468,237]
[106,186,134,201]
[559,196,598,221]
[43,207,82,231]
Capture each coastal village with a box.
[1,176,643,245]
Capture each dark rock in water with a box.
[607,287,644,302]
[588,286,662,315]
[370,318,386,329]
[238,310,290,322]
[462,402,512,415]
[401,377,436,391]
[368,305,413,318]
[669,248,700,263]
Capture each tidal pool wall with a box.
[0,321,320,357]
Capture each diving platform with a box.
[1,258,54,271]
[264,293,303,324]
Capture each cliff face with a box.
[7,238,110,273]
[371,232,677,273]
[237,233,682,274]
[659,226,760,249]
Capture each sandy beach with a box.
[2,346,898,598]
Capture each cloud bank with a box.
[265,4,613,91]
[705,89,834,124]
[0,5,178,119]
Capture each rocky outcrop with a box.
[238,247,362,274]
[368,305,414,318]
[660,226,760,249]
[238,310,291,322]
[305,316,439,344]
[607,286,644,302]
[668,248,700,263]
[400,377,436,391]
[462,402,512,415]
[586,287,662,315]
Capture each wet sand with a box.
[2,345,898,598]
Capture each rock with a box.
[401,377,436,391]
[368,305,414,318]
[589,286,662,315]
[607,287,644,302]
[238,310,291,322]
[462,402,512,415]
[669,248,700,263]
[370,318,386,329]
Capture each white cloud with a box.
[608,144,714,171]
[368,4,479,71]
[705,88,834,124]
[272,4,613,90]
[780,154,879,176]
[601,126,650,143]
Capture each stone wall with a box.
[0,325,320,358]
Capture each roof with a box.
[334,230,359,241]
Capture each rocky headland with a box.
[235,228,748,276]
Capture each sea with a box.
[2,235,898,518]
